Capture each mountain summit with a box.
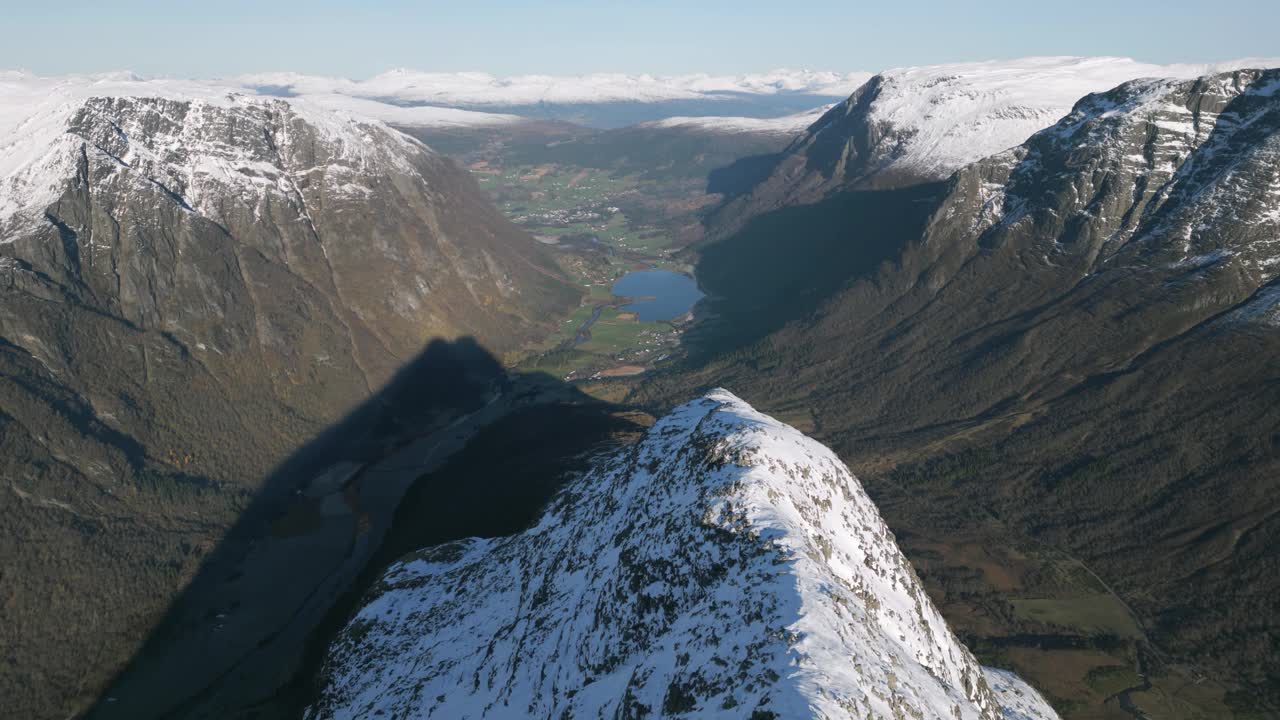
[709,57,1280,236]
[312,390,1058,720]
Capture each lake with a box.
[611,270,704,321]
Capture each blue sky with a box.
[4,0,1276,78]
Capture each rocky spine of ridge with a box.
[311,390,1058,720]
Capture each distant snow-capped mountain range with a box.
[7,56,1275,135]
[238,68,874,105]
[5,55,1279,223]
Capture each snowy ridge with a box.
[983,669,1061,720]
[239,69,872,107]
[285,93,522,128]
[312,390,1057,720]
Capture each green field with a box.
[576,308,669,355]
[1009,594,1142,638]
[1084,664,1143,697]
[481,165,677,253]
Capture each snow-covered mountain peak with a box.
[312,390,1057,719]
[705,56,1280,240]
[0,73,452,230]
[807,55,1280,186]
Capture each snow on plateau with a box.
[237,68,873,107]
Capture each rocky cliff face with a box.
[0,81,577,719]
[650,69,1280,707]
[312,390,1058,720]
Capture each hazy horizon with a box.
[8,56,1280,86]
[5,0,1278,79]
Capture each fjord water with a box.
[611,269,704,321]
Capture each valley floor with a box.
[472,161,706,384]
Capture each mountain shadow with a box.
[705,150,785,199]
[683,182,946,362]
[85,337,644,719]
